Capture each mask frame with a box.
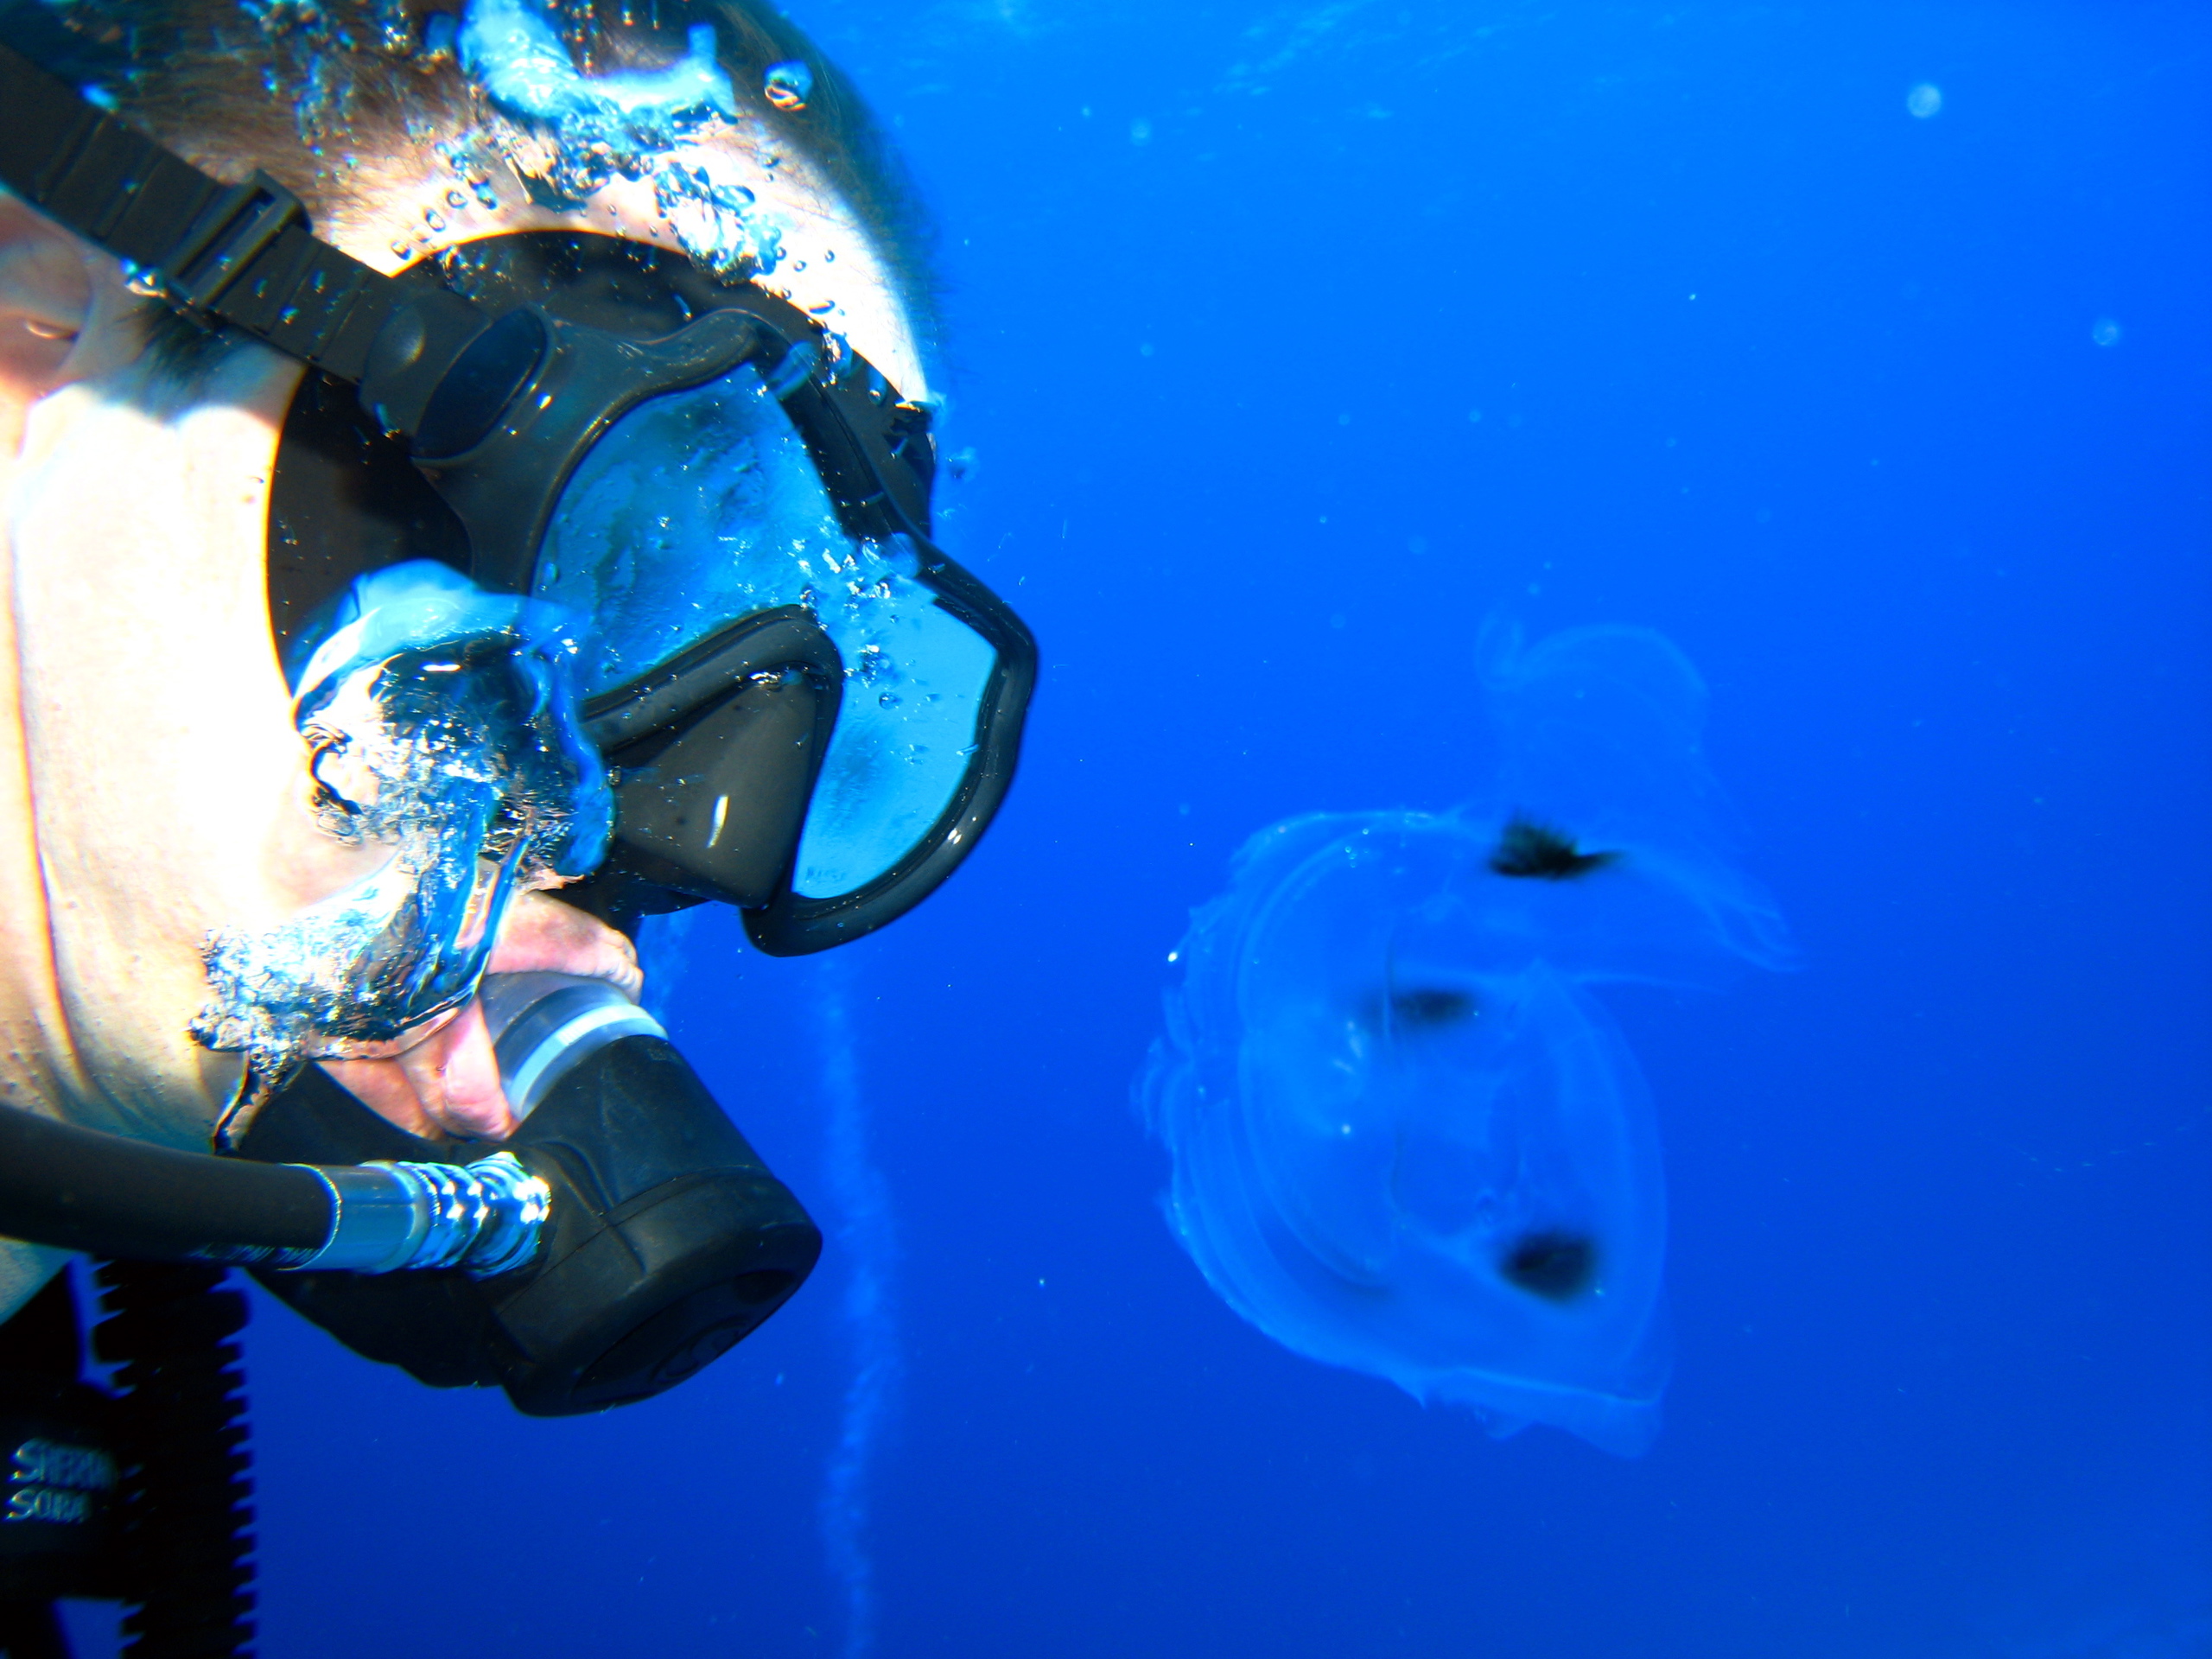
[267,231,1036,952]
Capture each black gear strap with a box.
[0,41,397,380]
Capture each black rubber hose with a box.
[0,1108,329,1264]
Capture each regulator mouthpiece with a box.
[476,971,665,1120]
[241,971,823,1415]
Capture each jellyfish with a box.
[1138,626,1791,1455]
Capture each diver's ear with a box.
[0,190,92,419]
[0,190,145,438]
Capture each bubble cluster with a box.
[193,563,608,1141]
[459,0,735,205]
[652,162,785,279]
[238,0,408,149]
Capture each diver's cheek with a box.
[6,346,312,1136]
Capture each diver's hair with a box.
[0,0,935,355]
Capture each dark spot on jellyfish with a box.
[1490,817,1619,881]
[1500,1231,1598,1301]
[1390,988,1477,1029]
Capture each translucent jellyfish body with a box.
[1139,626,1792,1455]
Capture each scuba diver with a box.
[0,0,1032,1646]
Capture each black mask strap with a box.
[0,42,496,438]
[0,43,391,372]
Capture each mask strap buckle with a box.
[162,169,305,312]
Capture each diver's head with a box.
[0,0,1036,957]
[3,0,936,394]
[0,3,1029,1410]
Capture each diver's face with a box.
[0,86,931,1146]
[0,195,643,1145]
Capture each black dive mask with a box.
[0,46,1035,954]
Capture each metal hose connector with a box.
[289,1152,550,1277]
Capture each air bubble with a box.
[763,60,814,112]
[652,162,784,278]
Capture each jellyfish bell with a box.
[1143,626,1790,1457]
[1477,625,1796,980]
[1174,812,1670,1456]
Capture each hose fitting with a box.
[291,1153,550,1277]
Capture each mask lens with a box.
[792,582,995,897]
[537,359,999,900]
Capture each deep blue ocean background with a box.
[87,3,2212,1654]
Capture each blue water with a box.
[109,3,2212,1654]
